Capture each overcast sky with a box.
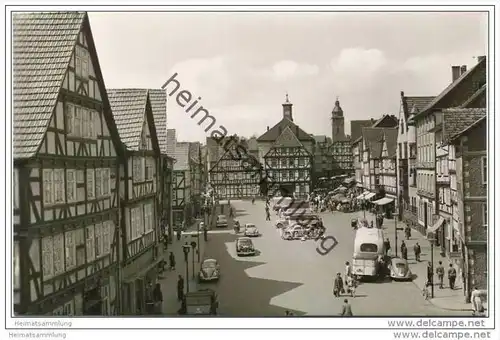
[88,11,487,143]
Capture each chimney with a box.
[478,55,486,63]
[371,118,375,124]
[460,65,467,75]
[296,126,299,137]
[267,126,269,131]
[452,66,461,82]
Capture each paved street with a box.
[197,200,469,316]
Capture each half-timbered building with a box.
[148,90,174,247]
[172,140,194,227]
[107,88,162,315]
[13,12,123,316]
[257,95,314,198]
[207,135,260,200]
[375,128,398,215]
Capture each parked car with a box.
[388,257,413,281]
[275,218,289,229]
[198,259,220,282]
[216,214,228,228]
[244,223,260,237]
[236,237,256,256]
[281,224,306,240]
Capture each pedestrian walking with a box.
[471,287,485,316]
[448,263,457,290]
[266,210,271,221]
[405,226,411,240]
[169,251,176,271]
[436,261,445,288]
[413,242,421,262]
[333,272,344,297]
[153,283,164,314]
[340,299,353,316]
[344,261,352,285]
[177,275,185,302]
[370,221,374,228]
[383,238,391,256]
[401,241,408,260]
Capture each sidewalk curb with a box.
[408,279,473,312]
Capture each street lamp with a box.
[393,210,398,257]
[182,243,191,293]
[197,222,203,263]
[190,241,197,280]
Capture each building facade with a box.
[413,56,486,241]
[13,12,123,315]
[257,95,314,198]
[312,135,332,183]
[397,94,434,222]
[379,129,398,209]
[171,141,194,227]
[108,89,163,315]
[451,116,487,298]
[207,135,260,200]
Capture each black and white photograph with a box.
[4,2,497,339]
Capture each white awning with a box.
[356,183,364,187]
[427,216,445,234]
[356,193,366,200]
[364,192,376,200]
[373,197,394,206]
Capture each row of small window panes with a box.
[275,147,305,155]
[332,156,351,162]
[66,103,99,138]
[42,221,113,280]
[43,168,111,205]
[267,170,306,179]
[133,157,155,182]
[270,158,307,167]
[331,147,351,154]
[129,203,154,241]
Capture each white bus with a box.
[352,226,385,277]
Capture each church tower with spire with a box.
[331,97,345,142]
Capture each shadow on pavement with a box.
[202,231,306,317]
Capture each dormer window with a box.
[75,46,89,80]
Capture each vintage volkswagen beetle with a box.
[388,257,413,281]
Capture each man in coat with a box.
[383,238,391,256]
[448,263,457,290]
[333,272,344,297]
[413,242,421,262]
[177,275,185,302]
[401,240,408,260]
[436,261,445,288]
[340,299,353,316]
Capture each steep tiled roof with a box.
[403,96,435,120]
[257,117,314,142]
[273,126,304,148]
[372,114,398,128]
[13,12,86,159]
[149,89,168,155]
[414,57,486,119]
[460,84,486,109]
[442,108,486,141]
[450,116,486,141]
[107,89,149,150]
[313,135,328,144]
[361,127,385,159]
[173,142,190,171]
[167,129,176,156]
[351,120,374,142]
[383,128,399,157]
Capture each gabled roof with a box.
[383,128,398,157]
[450,116,486,142]
[273,126,304,148]
[361,127,385,158]
[402,95,435,120]
[414,57,486,119]
[166,129,176,156]
[313,135,328,144]
[107,88,151,151]
[13,11,86,159]
[442,108,487,142]
[257,117,314,142]
[173,142,190,171]
[371,114,398,128]
[149,89,169,155]
[351,120,374,143]
[460,84,487,109]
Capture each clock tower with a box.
[331,97,345,142]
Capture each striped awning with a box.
[427,216,445,234]
[364,192,376,200]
